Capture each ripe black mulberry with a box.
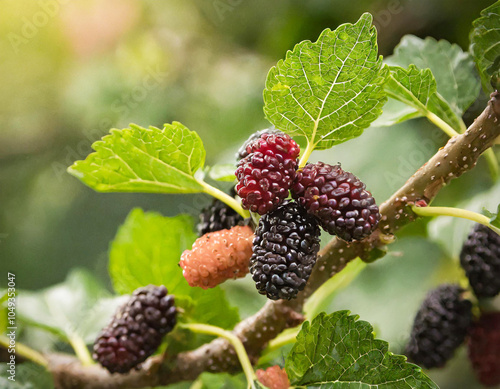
[93,285,177,374]
[250,201,320,300]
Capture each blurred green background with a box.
[1,1,498,388]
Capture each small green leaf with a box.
[68,122,206,194]
[482,204,500,229]
[470,1,500,92]
[0,363,54,389]
[387,36,480,117]
[380,64,464,131]
[208,164,237,182]
[285,311,438,388]
[109,208,197,296]
[16,269,123,344]
[264,13,387,150]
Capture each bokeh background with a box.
[1,1,499,388]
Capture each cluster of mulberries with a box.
[93,285,177,374]
[250,201,320,300]
[405,284,472,369]
[180,225,254,289]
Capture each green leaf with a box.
[387,36,480,117]
[208,164,237,182]
[16,269,124,344]
[109,208,197,295]
[470,1,500,93]
[68,122,206,194]
[380,64,464,131]
[285,311,438,388]
[263,13,387,150]
[0,363,54,389]
[482,204,500,229]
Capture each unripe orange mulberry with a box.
[256,365,290,389]
[180,225,254,289]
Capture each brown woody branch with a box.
[49,93,500,388]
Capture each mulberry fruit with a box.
[197,195,244,236]
[256,366,290,389]
[467,311,500,387]
[236,126,282,161]
[292,162,380,241]
[180,225,254,289]
[250,201,320,300]
[460,223,500,298]
[236,132,300,215]
[405,284,473,369]
[93,285,176,374]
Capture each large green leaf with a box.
[16,269,124,344]
[387,36,480,117]
[285,311,438,388]
[263,13,387,150]
[470,1,500,92]
[68,122,206,193]
[109,208,197,295]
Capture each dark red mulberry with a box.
[93,285,176,374]
[405,284,473,369]
[292,162,380,241]
[236,132,300,215]
[250,201,320,300]
[180,225,254,289]
[467,311,500,387]
[460,223,500,298]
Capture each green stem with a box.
[304,257,366,320]
[298,140,316,169]
[483,148,499,181]
[199,181,250,219]
[262,327,300,357]
[425,112,460,138]
[411,205,500,235]
[68,334,93,367]
[179,323,257,389]
[0,335,48,367]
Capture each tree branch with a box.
[48,93,500,388]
